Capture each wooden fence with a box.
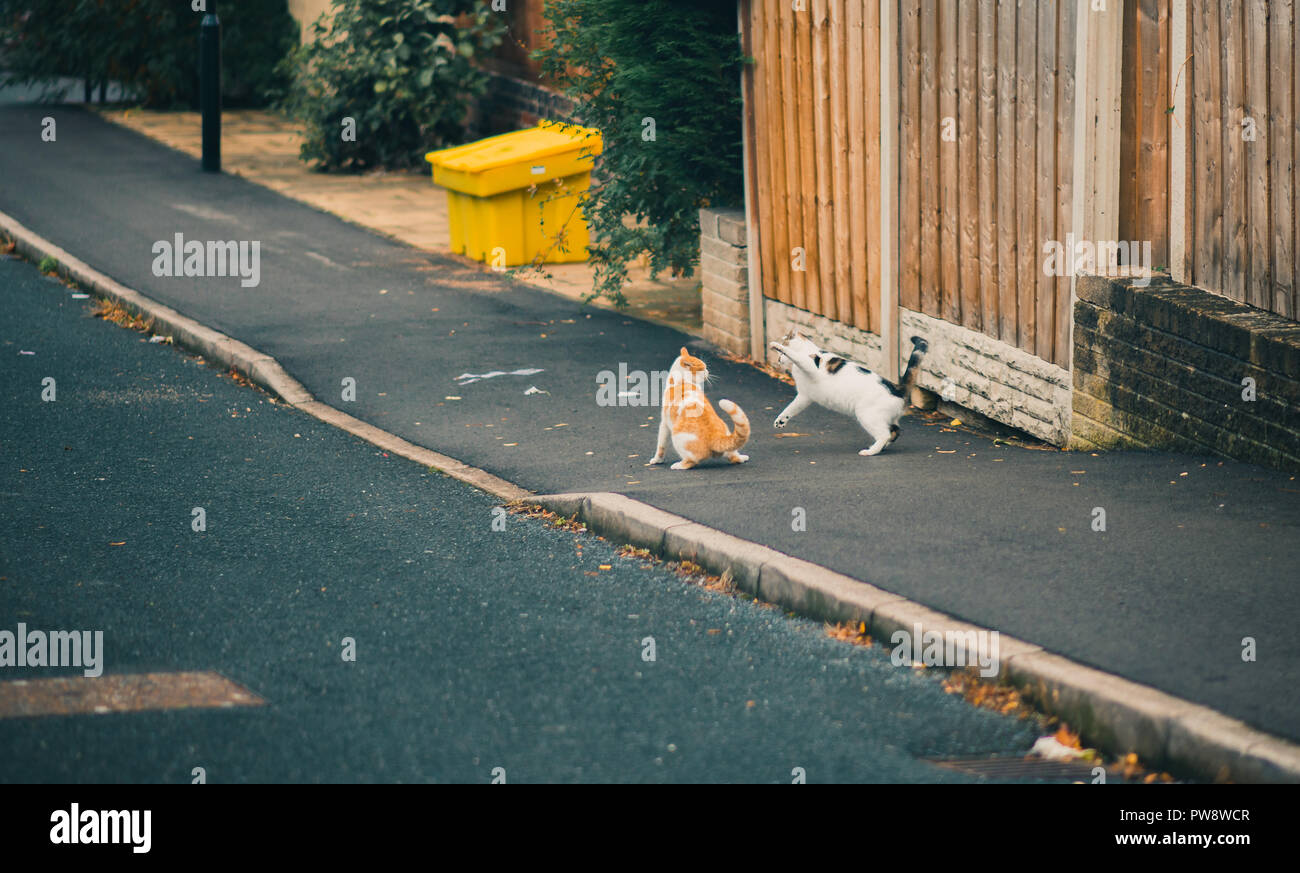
[745,0,883,335]
[742,0,1298,372]
[746,0,1088,369]
[1179,0,1298,320]
[897,0,1079,367]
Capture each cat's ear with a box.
[679,347,689,358]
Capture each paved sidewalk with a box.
[91,107,705,334]
[2,105,1298,749]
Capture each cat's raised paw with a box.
[773,416,788,429]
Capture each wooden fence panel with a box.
[896,0,1077,367]
[1181,0,1299,321]
[748,0,881,334]
[1119,0,1170,270]
[1271,0,1295,319]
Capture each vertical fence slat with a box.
[1269,0,1294,320]
[900,0,922,313]
[811,0,836,319]
[779,3,801,308]
[1036,0,1057,363]
[846,1,869,331]
[1145,0,1170,268]
[1016,0,1037,353]
[762,0,790,306]
[1295,0,1300,319]
[829,0,852,324]
[1244,0,1270,310]
[1193,0,1222,292]
[1055,0,1076,367]
[957,0,980,331]
[997,0,1018,343]
[864,0,882,332]
[746,0,775,316]
[1221,1,1247,302]
[797,3,820,312]
[978,0,999,337]
[921,0,941,317]
[1120,0,1142,255]
[1181,0,1195,282]
[939,0,960,325]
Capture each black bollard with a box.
[200,4,221,173]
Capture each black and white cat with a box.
[769,332,928,456]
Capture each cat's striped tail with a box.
[718,399,751,451]
[900,336,929,399]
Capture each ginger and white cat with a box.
[769,332,928,456]
[648,347,751,470]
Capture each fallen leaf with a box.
[108,541,125,547]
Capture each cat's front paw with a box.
[773,415,788,429]
[646,454,665,466]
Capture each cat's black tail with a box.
[899,336,928,400]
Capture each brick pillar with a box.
[699,207,751,356]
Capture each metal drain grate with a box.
[925,755,1115,783]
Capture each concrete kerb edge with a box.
[0,210,529,503]
[531,487,1300,784]
[6,211,1298,784]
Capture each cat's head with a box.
[671,346,710,386]
[775,330,819,362]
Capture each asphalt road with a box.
[1,105,1296,744]
[0,254,1055,783]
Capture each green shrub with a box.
[0,0,298,108]
[275,0,504,172]
[533,0,745,305]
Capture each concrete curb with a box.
[531,490,1300,784]
[0,211,529,504]
[6,210,1297,783]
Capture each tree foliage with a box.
[0,0,297,107]
[533,0,745,305]
[276,0,503,172]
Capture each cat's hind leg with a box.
[724,450,749,463]
[669,432,702,470]
[855,409,893,456]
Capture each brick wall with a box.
[699,207,751,356]
[471,72,577,138]
[1073,275,1300,471]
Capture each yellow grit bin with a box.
[426,121,602,267]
